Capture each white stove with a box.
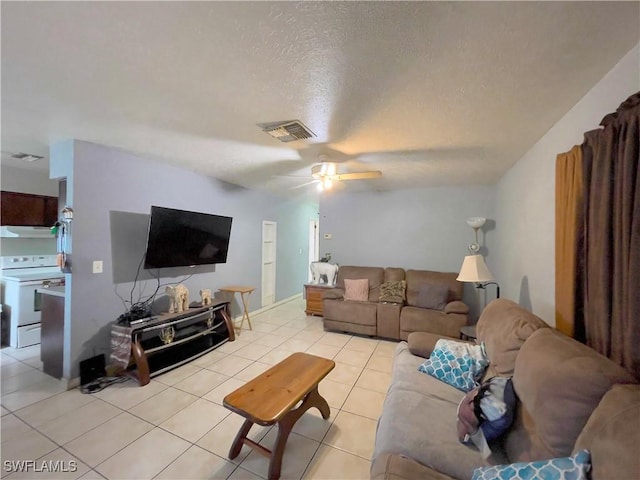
[1,255,65,348]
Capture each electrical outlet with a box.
[92,260,103,274]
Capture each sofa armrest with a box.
[444,300,469,315]
[322,288,344,300]
[408,331,472,357]
[407,332,459,358]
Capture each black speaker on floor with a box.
[79,354,106,386]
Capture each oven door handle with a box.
[16,279,64,288]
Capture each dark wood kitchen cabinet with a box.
[1,191,58,226]
[40,289,65,379]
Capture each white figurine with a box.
[166,284,189,313]
[310,262,339,285]
[200,288,212,306]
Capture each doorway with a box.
[308,219,319,282]
[261,221,277,307]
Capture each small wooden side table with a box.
[303,283,335,316]
[460,325,477,341]
[220,285,255,334]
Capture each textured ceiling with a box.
[2,2,638,197]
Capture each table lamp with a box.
[457,254,500,298]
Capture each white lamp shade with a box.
[457,255,495,282]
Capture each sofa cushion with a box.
[415,284,449,310]
[471,449,591,480]
[344,278,369,301]
[418,339,488,392]
[505,328,637,462]
[384,267,406,283]
[476,299,549,376]
[380,280,406,304]
[335,266,385,302]
[573,384,640,480]
[400,306,468,340]
[323,299,377,327]
[406,270,462,307]
[371,453,457,480]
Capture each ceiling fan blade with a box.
[335,171,382,181]
[290,179,319,189]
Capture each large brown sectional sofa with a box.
[322,265,470,340]
[371,299,640,480]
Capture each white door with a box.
[262,221,277,307]
[308,219,319,282]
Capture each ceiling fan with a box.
[311,162,382,191]
[295,155,382,191]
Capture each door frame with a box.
[261,220,277,307]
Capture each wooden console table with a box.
[220,285,255,334]
[223,352,335,480]
[128,300,233,386]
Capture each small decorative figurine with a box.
[310,262,339,285]
[166,284,189,313]
[159,326,175,344]
[200,288,212,306]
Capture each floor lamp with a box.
[456,254,500,299]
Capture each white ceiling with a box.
[2,2,638,197]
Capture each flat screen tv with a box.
[143,206,233,269]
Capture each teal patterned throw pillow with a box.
[418,339,488,392]
[471,449,591,480]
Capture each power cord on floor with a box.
[80,375,129,394]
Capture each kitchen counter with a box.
[38,287,65,378]
[37,286,66,298]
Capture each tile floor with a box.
[1,297,398,479]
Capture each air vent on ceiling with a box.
[259,120,316,143]
[11,152,45,162]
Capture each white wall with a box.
[495,43,640,324]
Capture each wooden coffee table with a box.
[223,352,335,480]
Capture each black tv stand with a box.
[128,300,234,386]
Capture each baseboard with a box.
[231,293,302,322]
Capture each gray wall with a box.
[494,43,640,325]
[319,186,496,318]
[51,140,318,379]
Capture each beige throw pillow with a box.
[344,278,369,301]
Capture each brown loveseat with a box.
[322,266,469,340]
[371,299,640,480]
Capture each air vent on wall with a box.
[258,120,316,143]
